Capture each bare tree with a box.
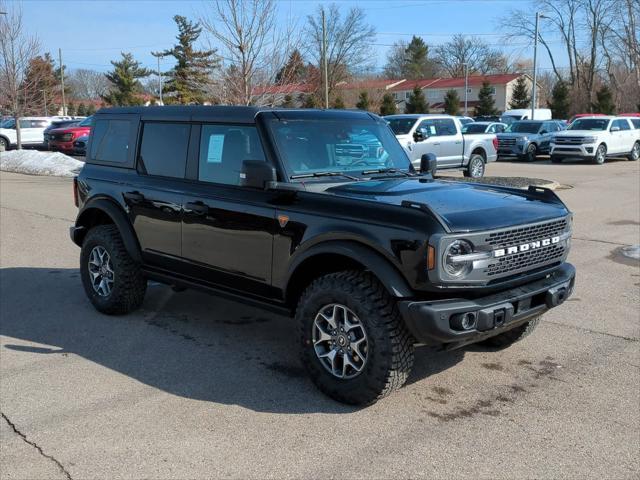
[433,35,510,77]
[67,69,111,100]
[0,1,41,148]
[382,40,408,79]
[305,4,376,96]
[200,0,301,106]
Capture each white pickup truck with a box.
[385,114,498,178]
[550,116,640,164]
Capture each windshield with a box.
[462,123,488,133]
[500,115,521,125]
[79,116,94,127]
[506,122,542,134]
[386,117,418,135]
[569,118,609,131]
[268,119,412,177]
[458,118,473,126]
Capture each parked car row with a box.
[0,115,92,155]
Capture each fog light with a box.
[451,312,477,331]
[586,147,593,153]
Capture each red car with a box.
[567,113,607,125]
[49,116,93,154]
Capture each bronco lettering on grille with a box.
[493,236,560,258]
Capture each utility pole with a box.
[463,63,468,115]
[59,48,66,116]
[531,12,547,120]
[322,9,329,109]
[157,54,163,105]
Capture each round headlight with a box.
[444,240,474,277]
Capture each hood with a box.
[498,132,536,139]
[50,125,91,135]
[325,178,568,233]
[554,129,599,137]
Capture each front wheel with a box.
[523,143,537,162]
[628,142,639,161]
[0,137,8,151]
[479,316,541,349]
[80,225,147,315]
[593,144,606,164]
[297,271,414,405]
[464,154,485,178]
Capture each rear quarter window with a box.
[89,119,134,165]
[631,119,640,129]
[138,122,190,178]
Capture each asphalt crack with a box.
[545,319,639,342]
[1,412,73,480]
[572,236,630,247]
[0,205,74,223]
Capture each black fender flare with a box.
[74,198,142,262]
[284,240,414,300]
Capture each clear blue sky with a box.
[17,0,564,75]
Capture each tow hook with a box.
[546,282,571,308]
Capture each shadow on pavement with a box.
[0,267,464,413]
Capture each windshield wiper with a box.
[290,171,360,181]
[362,168,414,177]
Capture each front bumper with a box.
[497,143,526,157]
[398,263,575,348]
[550,144,594,157]
[50,140,75,152]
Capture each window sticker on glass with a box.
[429,125,436,135]
[206,134,225,163]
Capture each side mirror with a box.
[420,153,438,175]
[240,160,276,189]
[540,130,548,135]
[610,126,620,132]
[413,130,426,142]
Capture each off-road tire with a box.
[296,271,414,405]
[550,155,563,163]
[80,225,146,315]
[463,154,485,178]
[628,141,639,161]
[593,143,606,164]
[479,316,541,349]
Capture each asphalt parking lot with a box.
[1,158,639,479]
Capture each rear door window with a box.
[612,119,630,131]
[138,122,190,178]
[89,119,133,164]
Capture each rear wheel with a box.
[80,225,147,315]
[464,154,485,178]
[593,143,606,164]
[297,271,414,405]
[479,316,541,349]
[628,141,639,161]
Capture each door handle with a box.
[123,191,144,203]
[184,201,209,216]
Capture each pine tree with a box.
[86,104,97,115]
[403,36,433,79]
[153,15,218,104]
[76,103,87,116]
[21,54,58,116]
[592,85,616,114]
[475,81,498,116]
[355,91,370,110]
[281,94,294,108]
[300,93,319,108]
[275,49,307,84]
[443,89,460,115]
[379,93,397,115]
[547,81,570,119]
[405,86,429,113]
[102,52,152,106]
[332,96,345,109]
[509,76,530,109]
[67,103,76,116]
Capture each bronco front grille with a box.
[484,244,565,277]
[484,218,568,248]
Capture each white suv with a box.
[550,116,640,164]
[0,117,52,150]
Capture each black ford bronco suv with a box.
[70,106,575,405]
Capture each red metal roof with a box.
[390,74,522,91]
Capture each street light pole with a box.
[531,12,547,120]
[41,89,48,116]
[321,9,329,109]
[463,63,468,115]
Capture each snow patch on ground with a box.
[621,245,640,260]
[0,150,84,177]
